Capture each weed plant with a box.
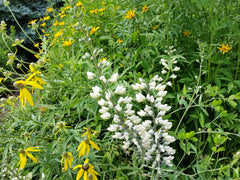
[0,0,240,179]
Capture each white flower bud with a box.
[136,93,145,102]
[115,85,126,95]
[98,98,107,106]
[100,112,111,120]
[100,76,107,83]
[87,72,96,80]
[99,106,109,114]
[109,73,118,83]
[137,110,146,117]
[161,69,167,74]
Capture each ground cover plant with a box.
[0,0,240,179]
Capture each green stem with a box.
[235,32,240,80]
[7,5,35,44]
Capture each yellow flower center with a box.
[13,82,24,89]
[63,152,68,157]
[19,149,25,154]
[84,138,89,144]
[82,163,89,170]
[88,174,93,180]
[59,123,64,128]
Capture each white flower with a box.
[87,72,96,80]
[115,85,126,95]
[107,124,119,132]
[142,120,152,129]
[155,84,166,91]
[173,66,180,71]
[157,90,167,97]
[92,86,102,93]
[124,120,133,128]
[100,112,111,120]
[123,96,132,103]
[146,94,154,103]
[115,104,122,112]
[149,81,156,89]
[166,81,172,86]
[109,73,118,83]
[170,74,177,79]
[90,92,101,98]
[98,98,107,106]
[99,106,109,114]
[100,76,107,83]
[105,91,111,100]
[163,156,174,167]
[165,146,176,155]
[151,75,159,81]
[122,141,131,150]
[161,69,167,74]
[132,83,145,90]
[117,97,124,104]
[113,132,123,139]
[41,173,46,179]
[137,110,146,117]
[113,114,120,123]
[129,115,141,124]
[136,93,145,102]
[144,105,152,113]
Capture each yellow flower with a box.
[99,57,107,62]
[98,8,105,12]
[63,39,74,46]
[28,19,37,24]
[90,26,100,35]
[53,20,58,26]
[124,9,135,19]
[102,1,106,5]
[54,30,64,39]
[17,147,40,170]
[12,39,24,46]
[64,6,71,10]
[46,7,53,12]
[217,43,232,55]
[90,9,98,14]
[29,65,46,85]
[34,43,39,48]
[152,25,158,30]
[76,1,82,7]
[142,5,148,12]
[61,152,74,171]
[117,38,123,44]
[81,127,98,139]
[60,14,66,18]
[55,121,71,136]
[73,159,99,180]
[43,16,50,21]
[183,30,192,37]
[34,54,40,59]
[40,22,46,27]
[77,138,100,158]
[14,72,44,107]
[59,21,65,26]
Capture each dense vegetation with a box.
[0,0,240,179]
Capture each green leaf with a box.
[131,31,139,43]
[228,100,237,108]
[228,82,234,93]
[199,112,205,128]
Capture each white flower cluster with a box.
[161,46,180,80]
[89,73,176,168]
[1,167,32,180]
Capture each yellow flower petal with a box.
[26,152,38,163]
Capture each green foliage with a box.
[0,0,240,179]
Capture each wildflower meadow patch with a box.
[0,0,240,179]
